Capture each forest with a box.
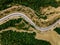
[0,30,51,45]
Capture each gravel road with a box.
[0,12,60,31]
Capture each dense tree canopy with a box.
[0,18,22,30]
[0,0,59,10]
[0,30,51,45]
[54,27,60,34]
[0,17,32,30]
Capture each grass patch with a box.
[0,30,51,45]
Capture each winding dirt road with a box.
[0,12,60,31]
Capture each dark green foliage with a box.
[0,18,22,30]
[16,22,31,30]
[54,27,60,34]
[0,18,32,31]
[0,0,59,11]
[38,0,59,7]
[0,30,51,45]
[35,12,47,19]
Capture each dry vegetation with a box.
[40,6,60,27]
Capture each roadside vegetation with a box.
[54,27,60,34]
[0,17,32,30]
[0,30,51,45]
[0,18,22,30]
[0,0,59,19]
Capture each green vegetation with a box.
[0,30,51,45]
[0,0,59,11]
[41,15,47,19]
[0,17,34,30]
[16,22,25,29]
[15,22,30,30]
[0,0,59,19]
[0,18,25,30]
[54,27,60,34]
[0,18,23,30]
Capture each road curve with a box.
[0,12,60,31]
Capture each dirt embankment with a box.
[40,6,60,27]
